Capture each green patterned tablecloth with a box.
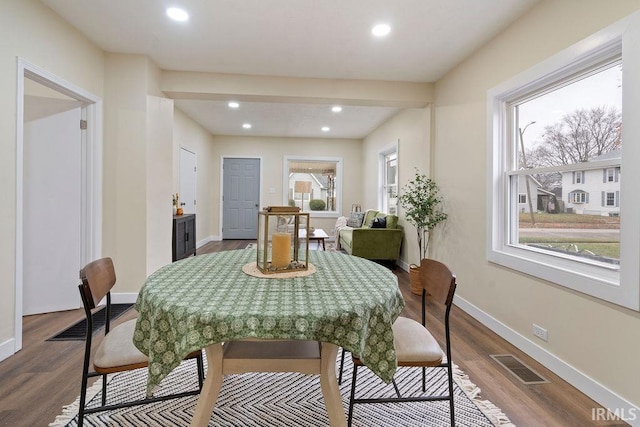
[133,249,404,393]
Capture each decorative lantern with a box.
[257,207,310,274]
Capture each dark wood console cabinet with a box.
[172,214,196,262]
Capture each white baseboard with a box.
[455,295,640,426]
[197,235,221,248]
[398,259,409,272]
[111,293,139,305]
[0,338,16,362]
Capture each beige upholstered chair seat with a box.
[392,316,444,365]
[94,319,147,370]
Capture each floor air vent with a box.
[490,354,549,384]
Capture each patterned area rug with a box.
[51,352,514,427]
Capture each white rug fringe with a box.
[49,375,111,427]
[452,364,516,426]
[50,361,514,427]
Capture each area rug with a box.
[51,351,514,427]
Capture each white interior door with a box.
[179,148,196,214]
[23,99,82,315]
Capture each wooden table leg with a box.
[320,342,347,427]
[190,343,223,427]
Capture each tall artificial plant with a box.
[398,169,447,262]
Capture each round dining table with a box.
[133,248,404,426]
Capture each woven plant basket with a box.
[409,264,422,295]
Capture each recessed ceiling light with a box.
[371,23,391,37]
[331,106,342,113]
[228,101,240,108]
[166,7,189,22]
[242,123,252,129]
[321,126,330,132]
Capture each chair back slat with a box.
[79,257,116,308]
[419,258,456,306]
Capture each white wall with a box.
[209,135,363,238]
[363,107,431,268]
[0,0,104,356]
[146,96,174,274]
[433,0,640,410]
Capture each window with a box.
[518,194,527,204]
[570,191,587,204]
[607,168,615,182]
[605,167,620,183]
[606,192,615,206]
[487,15,640,310]
[283,156,342,216]
[380,149,398,214]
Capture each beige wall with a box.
[433,0,640,406]
[362,107,431,268]
[0,0,104,350]
[209,135,363,238]
[173,108,216,244]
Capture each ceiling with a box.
[42,0,538,139]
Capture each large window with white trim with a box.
[283,156,342,216]
[488,14,640,310]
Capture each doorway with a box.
[14,59,102,353]
[179,147,196,215]
[222,157,261,239]
[23,82,82,315]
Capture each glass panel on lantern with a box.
[257,207,310,274]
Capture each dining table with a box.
[133,248,404,426]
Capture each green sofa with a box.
[338,210,403,262]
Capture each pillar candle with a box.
[272,232,292,268]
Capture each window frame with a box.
[379,146,398,214]
[282,155,343,218]
[487,13,640,310]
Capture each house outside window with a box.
[606,192,615,206]
[570,191,587,204]
[487,15,640,310]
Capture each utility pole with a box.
[519,121,536,226]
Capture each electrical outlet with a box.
[533,324,548,342]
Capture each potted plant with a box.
[398,169,447,294]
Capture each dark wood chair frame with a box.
[77,257,205,427]
[346,258,457,426]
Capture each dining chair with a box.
[347,258,458,426]
[77,257,205,427]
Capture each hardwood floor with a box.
[0,240,624,426]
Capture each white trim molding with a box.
[486,12,640,310]
[14,58,103,355]
[455,296,640,427]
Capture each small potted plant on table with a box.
[398,169,447,294]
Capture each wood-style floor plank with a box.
[0,240,625,426]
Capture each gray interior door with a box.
[223,158,260,239]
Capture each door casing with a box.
[13,58,102,354]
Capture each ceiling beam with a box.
[161,71,433,108]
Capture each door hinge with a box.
[80,119,87,130]
[194,166,197,172]
[194,200,197,205]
